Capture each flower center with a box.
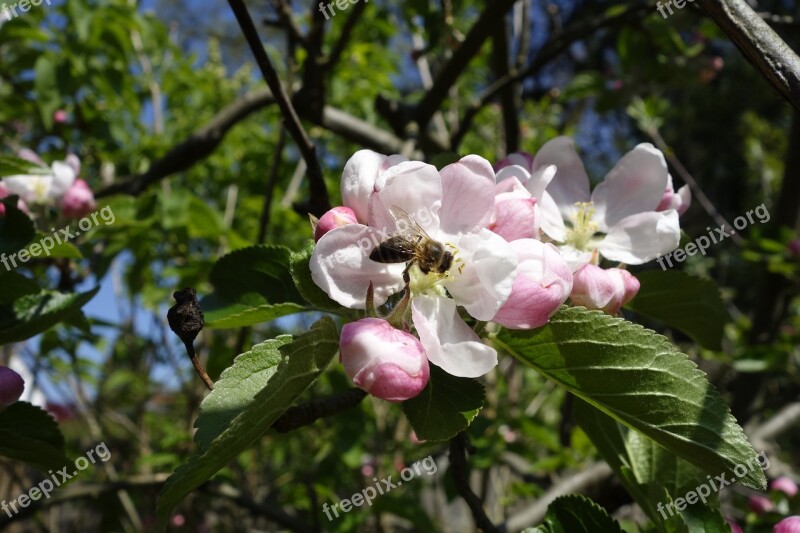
[564,202,599,250]
[408,243,461,297]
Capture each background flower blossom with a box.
[570,264,640,315]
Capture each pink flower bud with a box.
[748,494,774,514]
[0,366,24,411]
[314,206,358,242]
[726,518,743,533]
[774,516,800,533]
[340,318,429,402]
[493,240,572,329]
[772,477,798,498]
[788,239,800,257]
[570,265,640,315]
[61,179,96,219]
[490,177,538,241]
[53,110,69,124]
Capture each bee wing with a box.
[388,205,432,241]
[376,235,419,256]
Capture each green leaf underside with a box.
[203,302,306,329]
[0,287,100,345]
[528,494,623,533]
[402,365,485,442]
[495,306,765,490]
[0,402,70,472]
[625,271,728,350]
[0,271,39,303]
[194,336,291,450]
[575,399,729,533]
[155,317,339,529]
[0,155,50,177]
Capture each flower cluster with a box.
[311,137,688,401]
[0,149,96,219]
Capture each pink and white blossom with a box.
[61,179,96,219]
[748,494,774,514]
[2,150,79,205]
[570,264,640,315]
[772,477,799,498]
[656,174,691,216]
[492,239,572,329]
[774,516,800,533]
[501,137,682,269]
[340,318,429,402]
[312,151,518,378]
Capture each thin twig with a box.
[227,0,330,216]
[271,388,368,433]
[449,432,500,533]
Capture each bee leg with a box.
[402,263,411,284]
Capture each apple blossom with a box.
[775,516,800,533]
[312,151,519,378]
[772,477,799,498]
[314,206,358,242]
[492,239,572,329]
[61,179,96,219]
[340,318,429,402]
[500,137,682,269]
[2,150,78,205]
[53,110,69,124]
[0,366,24,411]
[570,264,640,315]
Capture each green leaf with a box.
[625,271,728,350]
[0,271,39,303]
[402,365,485,441]
[200,245,307,327]
[0,155,50,176]
[24,232,83,260]
[0,402,70,472]
[575,399,729,532]
[0,287,100,345]
[290,242,344,313]
[155,317,339,529]
[204,302,305,329]
[194,336,291,450]
[0,196,35,257]
[527,494,624,533]
[494,306,766,490]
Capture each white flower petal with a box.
[49,161,76,199]
[445,229,517,320]
[438,155,496,237]
[368,160,442,236]
[591,143,669,229]
[558,244,594,271]
[532,136,590,218]
[2,174,52,203]
[526,164,557,201]
[495,164,531,186]
[598,210,681,264]
[341,150,387,223]
[538,192,567,242]
[310,224,406,308]
[411,294,498,378]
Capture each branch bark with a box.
[699,0,800,112]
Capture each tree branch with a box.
[699,0,800,112]
[449,432,500,533]
[411,0,518,131]
[271,388,368,433]
[228,0,330,216]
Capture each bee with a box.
[369,206,453,282]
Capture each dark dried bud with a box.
[167,287,204,348]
